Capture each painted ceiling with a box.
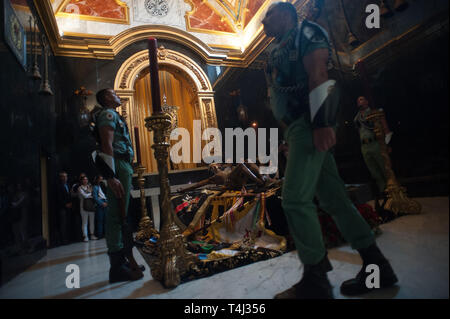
[52,0,268,34]
[49,0,272,49]
[13,0,445,69]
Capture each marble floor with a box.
[0,197,448,299]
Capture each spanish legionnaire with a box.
[92,88,144,283]
[354,96,393,195]
[262,2,398,298]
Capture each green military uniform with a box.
[266,20,375,265]
[354,108,387,192]
[96,108,134,253]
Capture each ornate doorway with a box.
[114,47,218,173]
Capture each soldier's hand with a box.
[107,177,125,199]
[313,127,336,152]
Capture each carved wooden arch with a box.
[114,47,218,134]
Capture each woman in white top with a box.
[78,176,97,242]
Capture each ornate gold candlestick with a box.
[366,110,421,215]
[144,112,196,288]
[135,164,159,242]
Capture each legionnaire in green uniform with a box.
[354,96,393,194]
[93,88,143,283]
[262,2,398,298]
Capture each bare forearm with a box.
[99,126,114,156]
[304,48,329,92]
[308,69,329,92]
[100,143,113,156]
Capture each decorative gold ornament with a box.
[366,110,421,215]
[31,18,41,80]
[134,164,159,242]
[144,112,197,288]
[161,95,179,138]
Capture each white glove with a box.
[385,132,393,145]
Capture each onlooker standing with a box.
[10,181,30,251]
[70,173,85,242]
[78,175,97,242]
[92,175,108,239]
[0,182,10,248]
[56,171,72,245]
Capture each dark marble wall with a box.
[0,1,52,284]
[317,0,449,54]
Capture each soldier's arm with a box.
[99,125,114,157]
[99,125,125,199]
[304,48,329,91]
[303,48,337,152]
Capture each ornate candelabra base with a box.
[145,112,196,288]
[367,110,421,215]
[134,164,159,242]
[384,184,422,215]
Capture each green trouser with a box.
[361,142,387,193]
[282,116,375,265]
[105,159,133,253]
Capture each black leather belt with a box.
[280,111,307,127]
[114,152,132,163]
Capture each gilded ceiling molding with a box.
[32,0,272,66]
[114,48,213,93]
[109,25,227,63]
[34,0,381,69]
[216,0,245,28]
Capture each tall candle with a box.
[134,127,142,165]
[148,37,162,113]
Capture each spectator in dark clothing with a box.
[56,171,72,245]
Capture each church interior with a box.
[0,0,448,300]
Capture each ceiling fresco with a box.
[58,0,128,22]
[52,0,269,35]
[13,0,446,69]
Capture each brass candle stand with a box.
[144,112,196,288]
[134,164,159,242]
[366,110,421,215]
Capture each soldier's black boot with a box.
[340,243,398,296]
[108,249,143,283]
[275,255,334,299]
[124,260,146,272]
